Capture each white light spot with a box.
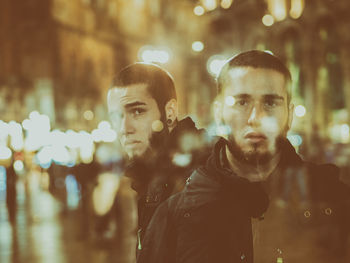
[207,55,228,77]
[152,120,164,132]
[194,5,205,16]
[216,124,231,136]
[340,124,350,143]
[225,96,235,106]
[290,0,304,19]
[192,41,204,52]
[262,14,274,27]
[13,160,24,172]
[98,121,111,130]
[139,47,170,64]
[295,105,306,117]
[172,153,192,167]
[202,0,217,11]
[22,119,31,130]
[0,146,12,160]
[29,111,40,120]
[83,110,94,121]
[220,0,233,9]
[287,134,303,146]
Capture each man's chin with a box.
[228,141,274,166]
[243,150,273,166]
[128,152,145,161]
[127,147,156,163]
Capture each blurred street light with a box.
[93,121,117,143]
[225,96,235,106]
[202,0,217,11]
[262,14,275,26]
[207,55,228,77]
[220,0,233,9]
[194,5,205,16]
[340,124,350,143]
[295,105,306,117]
[83,110,94,121]
[192,41,204,52]
[0,146,12,160]
[290,0,305,19]
[268,0,287,21]
[13,160,24,173]
[266,0,304,23]
[139,46,170,64]
[287,134,303,146]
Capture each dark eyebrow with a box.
[263,94,284,101]
[125,101,147,109]
[233,94,251,99]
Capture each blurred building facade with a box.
[0,0,349,149]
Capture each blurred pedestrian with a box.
[6,160,17,225]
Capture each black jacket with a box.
[137,138,350,263]
[125,117,212,252]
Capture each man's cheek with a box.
[261,116,279,136]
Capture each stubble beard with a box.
[226,126,288,167]
[129,115,169,164]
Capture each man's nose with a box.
[247,104,264,126]
[120,115,135,135]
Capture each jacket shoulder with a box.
[306,162,350,201]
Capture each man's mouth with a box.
[244,132,267,143]
[124,140,141,146]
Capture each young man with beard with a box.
[136,50,350,263]
[107,62,209,258]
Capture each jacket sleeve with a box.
[137,194,180,263]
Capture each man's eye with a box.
[132,108,145,116]
[237,100,248,106]
[265,100,277,107]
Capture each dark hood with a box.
[183,137,305,218]
[182,138,269,218]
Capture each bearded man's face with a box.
[218,67,293,165]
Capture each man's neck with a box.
[225,146,281,182]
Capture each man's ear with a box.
[288,103,294,130]
[165,99,178,129]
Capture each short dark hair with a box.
[111,62,177,112]
[217,50,292,102]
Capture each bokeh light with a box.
[83,110,94,121]
[262,14,274,26]
[193,5,205,16]
[225,96,235,106]
[13,160,24,173]
[220,0,233,9]
[295,105,306,117]
[202,0,217,11]
[192,41,204,52]
[290,0,304,19]
[0,146,12,161]
[139,46,170,64]
[207,55,228,77]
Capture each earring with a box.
[167,119,172,125]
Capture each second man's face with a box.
[219,66,292,163]
[107,84,162,160]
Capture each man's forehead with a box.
[223,66,287,97]
[107,83,151,110]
